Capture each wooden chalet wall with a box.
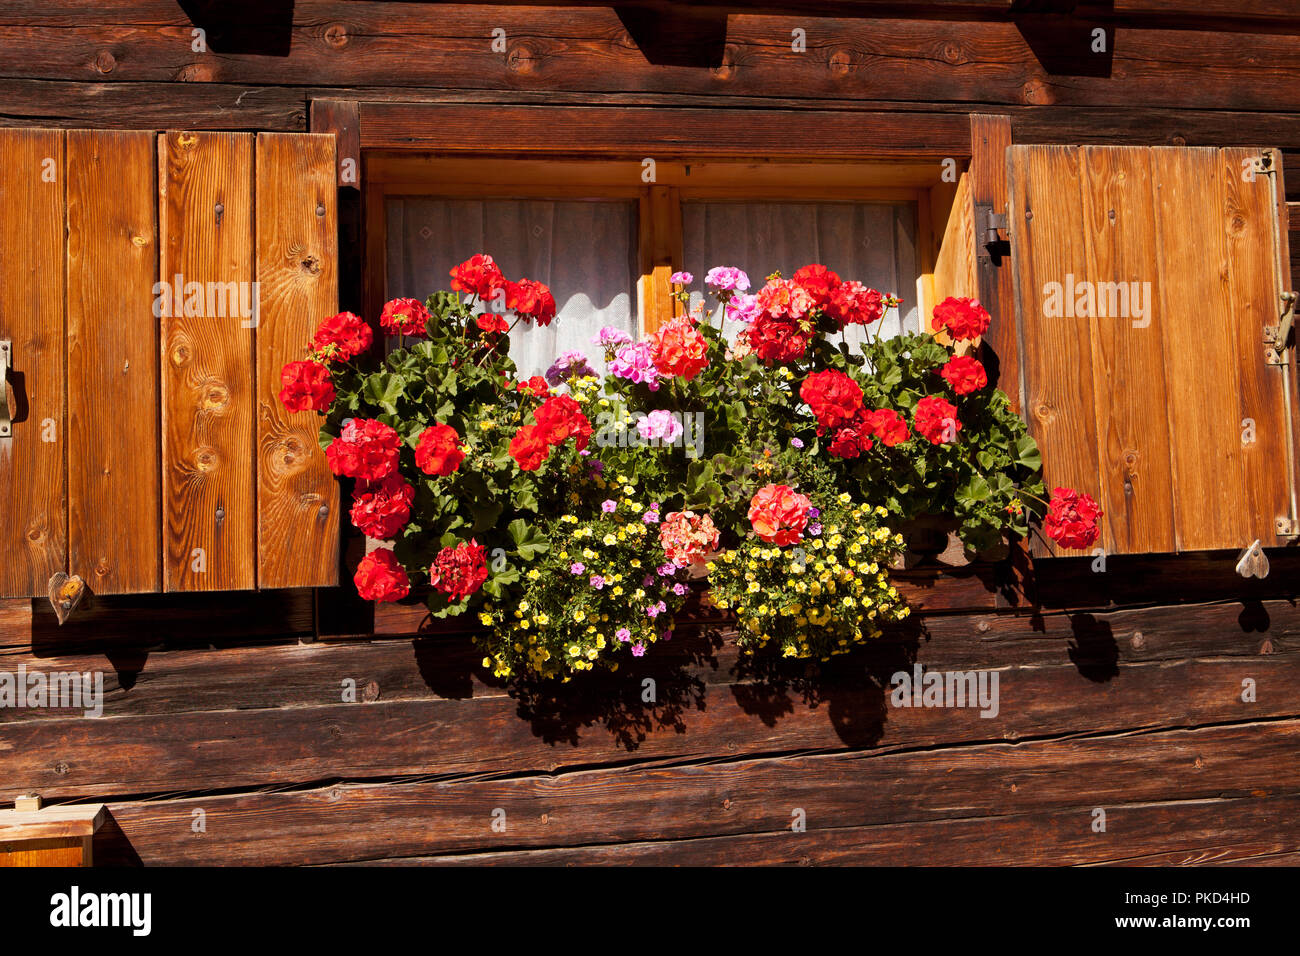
[3,0,1300,866]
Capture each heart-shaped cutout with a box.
[47,572,86,626]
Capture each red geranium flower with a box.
[913,395,961,445]
[931,296,991,341]
[1044,487,1104,550]
[505,278,557,327]
[311,311,373,361]
[940,355,988,395]
[824,282,885,328]
[791,264,842,307]
[414,423,465,477]
[756,278,815,322]
[449,254,507,301]
[516,375,549,398]
[349,473,415,540]
[379,297,430,337]
[354,548,410,603]
[827,424,872,459]
[429,539,489,600]
[534,394,592,451]
[748,483,812,546]
[325,418,401,481]
[800,369,864,431]
[278,360,335,413]
[863,408,910,447]
[651,317,710,381]
[509,424,551,471]
[476,312,509,335]
[749,313,809,365]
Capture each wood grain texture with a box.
[158,131,255,591]
[66,129,161,594]
[1220,147,1294,546]
[1151,147,1250,552]
[0,128,66,597]
[968,114,1018,409]
[929,171,976,331]
[255,133,339,589]
[1076,146,1176,554]
[1007,145,1102,557]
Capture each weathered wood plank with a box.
[1007,144,1101,557]
[0,128,66,598]
[255,133,339,589]
[1220,147,1294,548]
[66,130,161,594]
[0,80,304,131]
[968,114,1017,409]
[1076,146,1176,553]
[158,131,256,591]
[1151,147,1249,552]
[91,724,1300,866]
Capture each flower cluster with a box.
[509,394,593,471]
[708,494,909,660]
[477,499,688,680]
[1044,487,1104,550]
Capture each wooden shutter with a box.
[0,129,339,598]
[1006,145,1296,556]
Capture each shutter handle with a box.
[0,340,11,438]
[1265,292,1296,366]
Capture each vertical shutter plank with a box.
[1008,145,1103,556]
[1077,146,1177,554]
[1151,147,1250,551]
[158,132,256,591]
[0,129,66,597]
[255,133,339,588]
[67,130,161,594]
[1220,147,1293,547]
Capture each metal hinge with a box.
[1265,292,1297,365]
[0,340,11,438]
[975,202,1008,260]
[1252,150,1278,178]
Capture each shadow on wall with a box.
[176,0,295,57]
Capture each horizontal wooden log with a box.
[0,5,1297,112]
[91,721,1300,865]
[3,634,1296,801]
[0,79,303,130]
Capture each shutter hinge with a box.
[1264,291,1297,365]
[1252,150,1278,178]
[975,202,1009,260]
[0,340,11,438]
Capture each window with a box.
[366,156,942,373]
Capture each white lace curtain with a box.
[386,198,638,377]
[385,197,918,376]
[683,201,919,351]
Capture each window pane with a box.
[386,198,638,377]
[682,201,918,349]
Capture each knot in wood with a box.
[193,446,220,473]
[201,380,231,411]
[942,43,962,65]
[506,43,536,74]
[175,62,215,83]
[95,51,117,74]
[324,23,350,49]
[828,49,852,76]
[362,680,380,702]
[169,340,192,367]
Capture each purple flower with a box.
[656,563,676,577]
[642,510,660,525]
[636,409,683,444]
[725,292,761,325]
[807,507,821,519]
[662,629,673,642]
[591,326,633,350]
[705,266,751,294]
[609,341,661,391]
[672,583,689,596]
[589,575,605,590]
[669,271,693,286]
[616,627,632,643]
[809,523,823,536]
[570,562,586,575]
[646,602,664,620]
[544,350,597,387]
[589,460,605,475]
[601,499,617,513]
[642,574,654,588]
[631,643,646,657]
[790,437,805,450]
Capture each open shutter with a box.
[0,129,338,598]
[1005,145,1296,556]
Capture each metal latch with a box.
[1265,292,1297,365]
[975,202,1008,260]
[0,340,11,438]
[1252,150,1277,178]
